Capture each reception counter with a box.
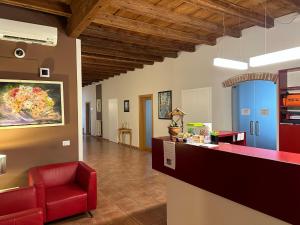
[152,137,300,225]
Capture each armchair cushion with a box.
[38,162,78,188]
[46,184,87,222]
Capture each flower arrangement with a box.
[2,85,60,120]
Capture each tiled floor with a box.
[51,136,167,225]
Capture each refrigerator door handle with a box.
[250,121,254,135]
[255,121,259,136]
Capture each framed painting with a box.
[0,79,64,129]
[158,90,172,119]
[124,100,129,112]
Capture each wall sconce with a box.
[0,155,6,175]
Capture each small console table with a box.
[118,128,132,147]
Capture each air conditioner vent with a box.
[0,19,57,46]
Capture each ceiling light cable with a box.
[264,0,267,54]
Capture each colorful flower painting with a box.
[0,80,64,128]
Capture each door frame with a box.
[139,94,153,151]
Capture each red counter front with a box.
[152,137,300,224]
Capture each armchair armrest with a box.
[0,208,43,225]
[76,162,97,210]
[28,168,46,222]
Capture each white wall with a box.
[83,14,300,147]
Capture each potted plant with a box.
[211,131,219,144]
[168,120,181,137]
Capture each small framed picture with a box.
[124,100,129,112]
[158,90,172,119]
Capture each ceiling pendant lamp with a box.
[213,14,248,71]
[249,46,300,67]
[248,1,300,67]
[214,58,248,70]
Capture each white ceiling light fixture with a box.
[250,46,300,67]
[213,13,248,70]
[249,1,300,67]
[214,58,248,70]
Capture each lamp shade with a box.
[0,155,6,175]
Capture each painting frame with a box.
[0,79,64,129]
[158,90,172,119]
[124,100,130,112]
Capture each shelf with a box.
[281,86,300,91]
[281,119,300,124]
[280,110,300,115]
[280,106,300,109]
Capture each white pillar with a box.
[76,39,83,161]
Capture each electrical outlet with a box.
[62,140,70,147]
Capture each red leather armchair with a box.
[0,187,43,225]
[29,161,97,223]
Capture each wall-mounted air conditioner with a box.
[0,18,57,46]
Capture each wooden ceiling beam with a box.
[82,77,106,81]
[83,67,124,73]
[84,26,195,52]
[0,0,71,17]
[93,12,215,45]
[82,53,154,65]
[82,66,128,74]
[67,0,103,37]
[183,0,274,28]
[82,57,144,69]
[82,76,111,80]
[110,0,241,38]
[83,62,135,71]
[82,45,163,62]
[82,71,118,77]
[83,73,116,77]
[280,0,300,11]
[81,35,178,58]
[82,74,115,80]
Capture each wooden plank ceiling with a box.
[0,0,299,86]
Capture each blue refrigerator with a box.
[232,80,277,150]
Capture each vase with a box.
[168,126,181,137]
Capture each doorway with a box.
[108,98,119,143]
[85,102,91,135]
[232,80,277,150]
[139,94,153,151]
